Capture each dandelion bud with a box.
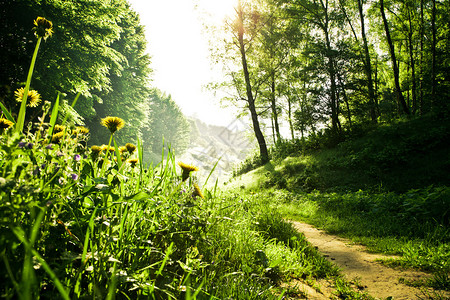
[33,17,53,40]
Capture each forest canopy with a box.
[211,0,449,162]
[0,0,191,161]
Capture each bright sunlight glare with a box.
[127,0,239,126]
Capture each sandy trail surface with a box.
[287,221,449,299]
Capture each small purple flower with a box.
[74,154,81,162]
[26,143,33,149]
[18,141,26,148]
[40,163,46,169]
[71,174,79,181]
[56,151,64,157]
[46,144,54,150]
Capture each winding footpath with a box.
[288,221,449,300]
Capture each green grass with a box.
[227,116,450,293]
[0,123,348,298]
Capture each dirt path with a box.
[288,221,449,300]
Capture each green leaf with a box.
[0,102,15,123]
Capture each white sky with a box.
[127,0,238,126]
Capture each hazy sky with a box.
[127,0,238,126]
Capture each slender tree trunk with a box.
[337,71,352,129]
[324,30,340,133]
[380,0,410,115]
[358,0,377,122]
[431,0,437,110]
[407,6,417,114]
[287,95,295,140]
[419,0,424,115]
[237,9,269,163]
[270,72,281,142]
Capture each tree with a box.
[217,0,270,163]
[0,0,152,144]
[142,89,190,160]
[279,0,344,134]
[379,0,410,115]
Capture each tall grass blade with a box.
[204,157,221,187]
[47,92,60,138]
[136,137,144,191]
[0,102,15,123]
[16,37,42,133]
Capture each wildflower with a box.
[46,144,54,150]
[53,125,66,133]
[71,174,79,181]
[74,154,81,162]
[74,126,89,135]
[18,141,26,148]
[119,146,127,154]
[15,87,42,107]
[33,17,53,40]
[56,151,64,157]
[127,158,139,167]
[192,183,204,199]
[178,162,199,181]
[91,145,102,154]
[101,117,125,134]
[26,142,33,149]
[58,177,65,185]
[0,118,14,131]
[100,144,115,152]
[52,131,64,143]
[125,143,137,154]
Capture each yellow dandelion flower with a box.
[33,16,53,40]
[74,126,89,135]
[192,183,204,199]
[0,118,14,131]
[15,87,42,108]
[178,162,199,181]
[91,145,102,154]
[51,131,64,143]
[125,143,137,154]
[101,116,125,134]
[119,146,127,154]
[53,124,66,133]
[127,158,139,167]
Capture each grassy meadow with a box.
[2,15,449,300]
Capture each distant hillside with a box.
[178,117,254,185]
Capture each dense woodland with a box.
[213,0,449,163]
[0,0,190,162]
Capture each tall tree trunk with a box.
[336,71,352,129]
[237,9,269,163]
[380,0,410,115]
[324,29,340,133]
[419,0,424,115]
[270,72,281,142]
[431,0,437,110]
[407,6,417,114]
[357,0,377,122]
[287,94,295,140]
